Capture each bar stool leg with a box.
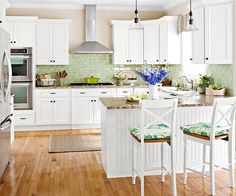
[140,143,145,196]
[210,145,215,196]
[202,144,206,176]
[132,140,136,185]
[171,139,177,196]
[161,142,165,183]
[183,136,188,185]
[229,138,235,188]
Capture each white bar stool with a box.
[130,99,178,196]
[181,97,236,195]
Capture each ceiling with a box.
[8,0,187,11]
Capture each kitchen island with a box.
[100,95,230,178]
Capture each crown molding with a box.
[9,2,163,12]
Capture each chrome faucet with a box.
[180,76,194,90]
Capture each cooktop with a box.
[70,82,115,86]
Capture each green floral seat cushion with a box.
[130,123,171,140]
[180,122,229,137]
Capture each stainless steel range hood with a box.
[74,5,113,54]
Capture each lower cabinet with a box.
[36,97,70,125]
[71,97,94,124]
[35,89,70,125]
[72,97,102,125]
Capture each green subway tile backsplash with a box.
[206,64,233,96]
[36,54,233,95]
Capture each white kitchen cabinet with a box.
[159,17,181,64]
[0,0,9,27]
[35,89,70,125]
[205,3,232,64]
[93,98,102,124]
[128,28,144,64]
[192,7,205,64]
[116,88,133,97]
[4,17,37,47]
[112,21,144,65]
[192,1,233,64]
[144,24,160,64]
[36,19,70,65]
[36,98,53,125]
[53,98,70,124]
[71,88,116,126]
[134,87,149,94]
[72,97,94,124]
[112,25,129,64]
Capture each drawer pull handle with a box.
[101,92,108,94]
[50,92,56,95]
[122,91,128,93]
[20,118,27,120]
[80,92,86,94]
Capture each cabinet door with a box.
[93,98,101,124]
[192,7,205,64]
[53,97,70,124]
[112,26,129,64]
[205,3,232,64]
[128,28,144,64]
[36,24,53,65]
[4,22,14,47]
[14,22,35,47]
[52,24,69,65]
[159,21,168,64]
[72,97,94,124]
[144,25,160,64]
[36,98,53,125]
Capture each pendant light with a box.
[185,0,198,31]
[131,0,143,29]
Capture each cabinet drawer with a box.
[116,88,133,97]
[134,87,149,94]
[36,89,70,98]
[72,88,116,97]
[14,112,35,126]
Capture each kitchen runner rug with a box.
[49,134,101,153]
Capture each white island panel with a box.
[101,105,229,178]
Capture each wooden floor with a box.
[0,130,235,196]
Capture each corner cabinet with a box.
[4,16,38,47]
[36,19,70,65]
[35,89,71,125]
[112,17,181,65]
[111,21,144,65]
[192,1,233,64]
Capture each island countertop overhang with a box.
[100,95,231,110]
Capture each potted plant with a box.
[197,74,214,94]
[206,85,226,96]
[136,65,169,100]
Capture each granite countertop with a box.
[100,95,230,109]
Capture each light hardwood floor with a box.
[0,130,235,196]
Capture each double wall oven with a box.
[11,47,33,110]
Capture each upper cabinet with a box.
[112,21,144,65]
[144,23,160,64]
[192,1,233,64]
[36,19,70,65]
[4,17,37,47]
[112,17,181,65]
[0,0,9,27]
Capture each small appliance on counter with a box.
[114,70,137,86]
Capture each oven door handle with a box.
[12,82,31,87]
[11,55,30,59]
[0,119,11,131]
